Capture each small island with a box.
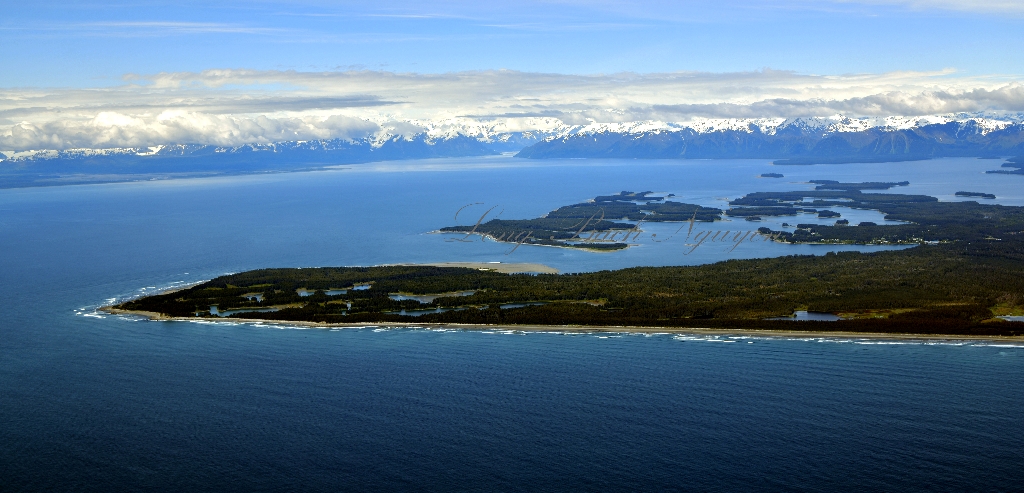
[955,191,996,199]
[985,156,1024,175]
[809,180,910,191]
[760,173,784,178]
[439,191,723,251]
[725,182,910,219]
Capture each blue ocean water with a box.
[2,157,1023,491]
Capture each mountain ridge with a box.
[4,114,1024,188]
[7,113,1024,163]
[515,117,1024,162]
[0,134,500,188]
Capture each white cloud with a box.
[1,111,381,150]
[2,68,1023,150]
[831,0,1024,14]
[648,84,1024,119]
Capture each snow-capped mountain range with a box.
[546,113,1024,138]
[4,113,1024,164]
[516,114,1024,162]
[3,112,1024,190]
[0,133,501,164]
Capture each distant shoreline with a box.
[98,307,1024,344]
[429,230,633,253]
[386,261,560,274]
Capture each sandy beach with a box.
[99,307,1024,344]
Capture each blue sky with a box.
[1,1,1023,150]
[3,0,1022,87]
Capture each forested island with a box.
[956,191,996,199]
[808,180,909,191]
[986,156,1024,175]
[440,184,1024,249]
[438,191,723,251]
[742,188,1024,244]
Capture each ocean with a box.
[1,156,1022,491]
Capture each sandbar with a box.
[388,262,559,274]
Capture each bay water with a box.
[1,156,1022,491]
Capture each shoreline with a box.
[429,230,635,253]
[99,307,1024,344]
[385,261,560,274]
[155,280,209,296]
[430,229,925,253]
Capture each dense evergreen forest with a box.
[116,241,1024,336]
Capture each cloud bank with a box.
[2,69,1023,151]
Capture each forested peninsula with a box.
[110,186,1024,336]
[111,241,1024,336]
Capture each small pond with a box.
[389,291,476,303]
[208,306,281,317]
[767,310,842,321]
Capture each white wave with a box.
[94,308,1024,348]
[672,335,736,342]
[854,341,912,345]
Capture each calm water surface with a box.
[1,156,1022,491]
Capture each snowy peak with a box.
[0,133,495,162]
[548,113,1024,141]
[5,113,1024,163]
[516,113,1024,160]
